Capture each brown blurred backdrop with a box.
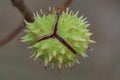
[0,0,120,80]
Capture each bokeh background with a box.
[0,0,120,80]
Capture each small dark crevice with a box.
[36,35,53,42]
[54,34,77,55]
[53,13,60,35]
[36,13,60,42]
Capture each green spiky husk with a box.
[21,8,94,69]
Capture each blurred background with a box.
[0,0,120,80]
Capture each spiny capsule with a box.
[21,7,95,69]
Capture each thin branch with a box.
[0,22,25,46]
[0,0,33,46]
[56,0,72,12]
[11,0,34,22]
[47,0,73,14]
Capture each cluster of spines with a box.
[30,38,80,69]
[21,7,94,70]
[58,8,94,57]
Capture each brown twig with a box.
[56,0,72,12]
[47,0,73,14]
[0,22,25,46]
[0,0,73,46]
[11,0,34,22]
[0,0,34,46]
